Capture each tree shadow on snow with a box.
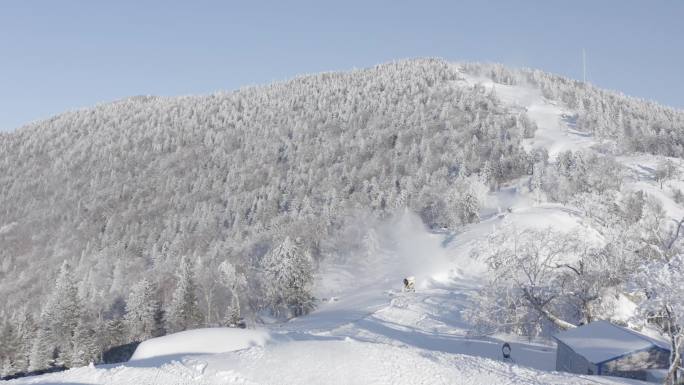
[103,353,211,368]
[0,367,95,384]
[22,383,95,385]
[353,317,555,371]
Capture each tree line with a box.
[0,234,314,377]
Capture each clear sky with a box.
[1,0,683,132]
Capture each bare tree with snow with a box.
[635,253,684,385]
[655,159,679,189]
[467,226,577,335]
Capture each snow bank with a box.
[129,327,271,361]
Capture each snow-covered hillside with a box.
[2,59,684,384]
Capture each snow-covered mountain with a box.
[1,58,684,383]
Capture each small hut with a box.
[553,320,670,381]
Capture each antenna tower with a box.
[582,48,586,83]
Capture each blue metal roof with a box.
[553,320,670,364]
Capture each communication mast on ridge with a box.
[582,48,587,83]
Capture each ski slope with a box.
[460,71,597,159]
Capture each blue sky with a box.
[1,1,682,132]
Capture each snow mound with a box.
[129,327,271,361]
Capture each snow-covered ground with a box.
[5,340,644,385]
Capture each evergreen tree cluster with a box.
[0,254,252,376]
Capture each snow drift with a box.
[129,328,271,361]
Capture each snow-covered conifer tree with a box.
[219,260,245,327]
[458,173,484,226]
[28,329,52,372]
[1,356,15,378]
[13,311,35,374]
[98,318,127,357]
[225,297,242,328]
[621,190,645,224]
[69,318,98,368]
[38,262,82,367]
[458,192,480,225]
[479,160,493,190]
[0,321,19,377]
[531,163,544,205]
[124,278,160,341]
[166,256,202,333]
[109,259,125,295]
[260,237,314,318]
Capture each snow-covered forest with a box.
[1,58,683,381]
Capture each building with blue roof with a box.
[553,320,671,381]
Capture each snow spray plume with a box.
[375,209,451,289]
